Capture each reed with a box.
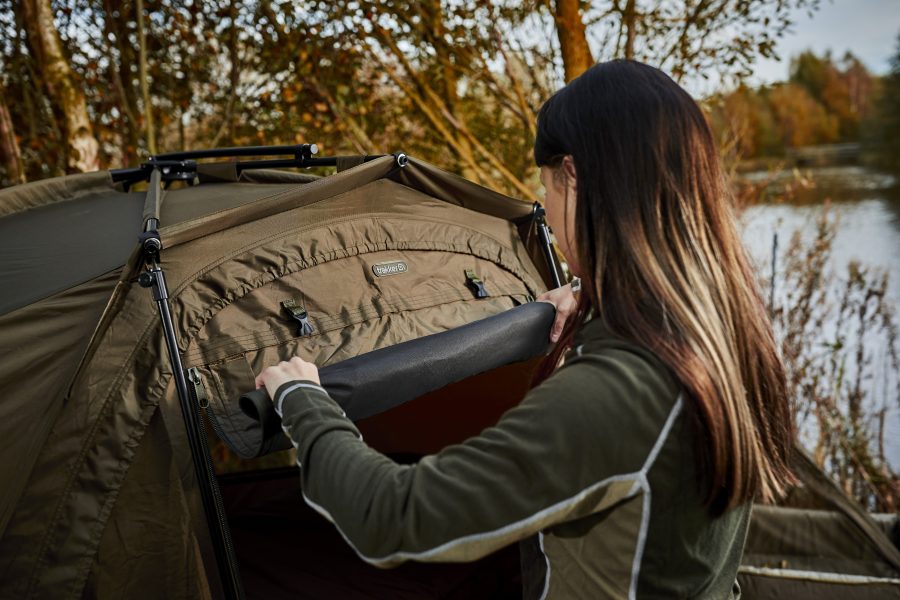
[753,194,899,511]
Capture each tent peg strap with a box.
[137,260,245,595]
[532,202,563,288]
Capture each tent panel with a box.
[164,179,544,354]
[744,506,900,578]
[159,181,311,229]
[0,156,543,318]
[0,170,115,219]
[0,270,119,541]
[738,568,900,599]
[0,190,142,315]
[392,158,533,221]
[84,410,212,600]
[0,269,163,598]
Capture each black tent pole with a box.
[138,180,245,599]
[138,260,245,600]
[532,203,563,288]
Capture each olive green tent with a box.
[0,149,897,599]
[0,150,558,599]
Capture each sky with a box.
[748,0,900,84]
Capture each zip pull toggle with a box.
[465,269,489,299]
[281,299,315,336]
[187,367,209,409]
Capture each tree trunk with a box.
[135,0,157,154]
[623,0,637,60]
[0,89,25,185]
[554,0,594,82]
[102,0,140,165]
[212,0,241,148]
[21,0,99,173]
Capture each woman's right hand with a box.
[537,282,580,343]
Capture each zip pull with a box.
[187,367,209,409]
[281,299,315,336]
[465,269,489,299]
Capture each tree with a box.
[790,50,874,141]
[767,82,838,147]
[555,0,594,81]
[0,0,823,191]
[0,86,25,185]
[707,84,779,159]
[867,33,900,171]
[20,0,99,172]
[135,0,156,154]
[577,0,822,83]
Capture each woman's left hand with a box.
[256,356,321,402]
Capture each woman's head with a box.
[535,60,794,514]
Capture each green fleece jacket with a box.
[274,318,750,599]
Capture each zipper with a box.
[188,366,232,451]
[188,367,209,408]
[184,366,245,598]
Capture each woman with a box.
[257,60,794,599]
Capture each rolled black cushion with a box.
[224,302,555,458]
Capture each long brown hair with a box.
[534,60,794,514]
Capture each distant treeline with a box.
[707,41,900,170]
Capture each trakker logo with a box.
[372,260,408,277]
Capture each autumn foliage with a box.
[1,0,839,192]
[707,50,883,160]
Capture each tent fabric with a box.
[786,450,900,575]
[0,155,550,598]
[737,567,900,599]
[0,170,115,219]
[0,183,142,315]
[0,269,122,535]
[734,453,900,599]
[0,157,537,316]
[224,302,555,459]
[743,506,899,578]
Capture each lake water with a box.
[738,165,900,470]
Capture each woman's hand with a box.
[255,356,321,402]
[537,282,580,343]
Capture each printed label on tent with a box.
[372,260,408,277]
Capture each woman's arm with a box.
[258,345,681,568]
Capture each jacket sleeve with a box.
[274,348,681,568]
